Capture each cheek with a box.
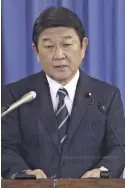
[81,50,85,59]
[38,52,52,66]
[66,49,83,65]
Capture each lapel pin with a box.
[87,92,94,104]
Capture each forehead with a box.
[39,27,79,41]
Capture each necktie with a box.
[56,88,69,144]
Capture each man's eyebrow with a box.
[42,35,73,41]
[63,35,72,39]
[42,37,51,42]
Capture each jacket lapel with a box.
[29,71,61,154]
[62,70,92,154]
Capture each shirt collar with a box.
[64,70,79,100]
[46,70,80,100]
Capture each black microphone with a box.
[1,91,37,118]
[88,93,125,178]
[98,103,125,158]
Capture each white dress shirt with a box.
[46,70,80,115]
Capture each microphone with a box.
[88,92,125,177]
[1,91,36,118]
[98,103,125,158]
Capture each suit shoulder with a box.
[85,75,122,108]
[2,72,42,100]
[3,72,41,88]
[88,75,118,93]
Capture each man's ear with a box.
[82,37,88,51]
[81,37,88,59]
[32,43,40,62]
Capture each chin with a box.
[49,70,74,82]
[53,74,73,83]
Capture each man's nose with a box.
[53,46,65,60]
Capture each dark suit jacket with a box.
[2,70,125,178]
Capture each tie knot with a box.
[57,88,68,100]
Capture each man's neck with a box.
[49,71,79,86]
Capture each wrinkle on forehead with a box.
[39,27,79,41]
[42,35,72,42]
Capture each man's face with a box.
[33,27,88,84]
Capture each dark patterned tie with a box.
[56,88,69,145]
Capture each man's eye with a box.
[45,45,54,49]
[63,44,72,47]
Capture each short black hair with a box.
[32,6,85,50]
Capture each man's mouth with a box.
[55,65,67,68]
[54,65,68,71]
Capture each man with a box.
[2,6,125,179]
